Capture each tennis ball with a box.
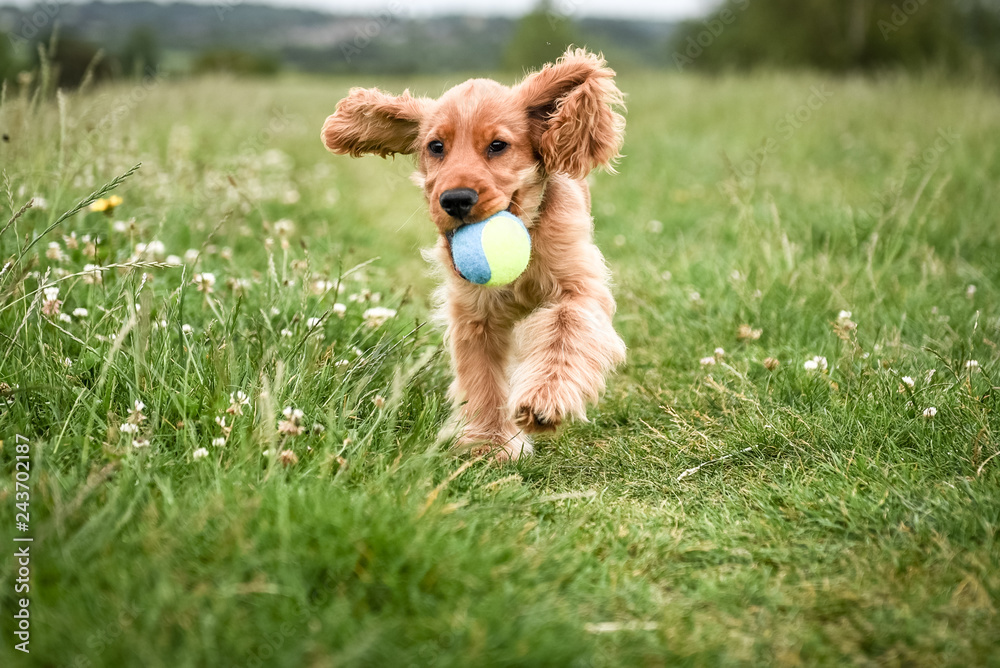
[447,211,531,286]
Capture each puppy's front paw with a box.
[513,404,562,433]
[510,379,587,434]
[453,429,534,463]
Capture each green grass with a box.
[1,69,998,666]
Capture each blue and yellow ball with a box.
[448,211,532,287]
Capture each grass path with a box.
[0,71,998,666]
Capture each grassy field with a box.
[1,68,998,666]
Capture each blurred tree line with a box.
[0,26,160,87]
[0,0,675,88]
[3,0,998,89]
[671,0,1000,75]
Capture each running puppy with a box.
[322,48,626,460]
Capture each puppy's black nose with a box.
[439,188,478,220]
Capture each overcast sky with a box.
[18,0,719,20]
[271,0,717,19]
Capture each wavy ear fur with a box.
[322,87,430,158]
[517,49,626,179]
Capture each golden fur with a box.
[322,49,627,460]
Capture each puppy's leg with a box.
[443,295,532,461]
[509,280,626,433]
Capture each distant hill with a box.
[0,1,678,76]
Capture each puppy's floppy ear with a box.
[322,87,430,158]
[517,48,625,179]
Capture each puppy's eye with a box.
[428,140,445,156]
[488,140,508,155]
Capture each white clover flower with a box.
[133,438,150,448]
[82,264,104,284]
[699,357,716,366]
[274,219,295,236]
[837,310,852,320]
[372,395,386,409]
[689,291,702,303]
[280,328,293,338]
[32,196,48,210]
[804,356,828,372]
[363,307,397,328]
[737,324,762,341]
[714,347,725,357]
[923,407,937,418]
[966,284,977,299]
[73,308,89,318]
[184,249,199,264]
[165,254,183,266]
[193,272,216,293]
[127,400,146,426]
[278,406,304,436]
[41,285,63,317]
[182,324,193,334]
[311,279,335,295]
[333,303,347,318]
[306,317,322,328]
[144,240,166,258]
[901,376,915,389]
[46,242,66,261]
[193,447,209,460]
[58,313,72,323]
[120,423,139,434]
[227,390,250,416]
[965,360,979,370]
[212,437,226,447]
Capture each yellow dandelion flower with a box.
[89,195,123,214]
